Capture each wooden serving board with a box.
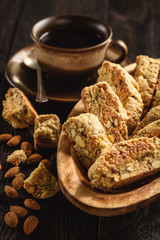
[57,63,160,216]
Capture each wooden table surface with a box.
[1,0,160,239]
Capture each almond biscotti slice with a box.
[152,77,160,107]
[33,114,61,151]
[2,88,38,129]
[134,55,160,111]
[88,137,160,191]
[23,161,59,199]
[133,119,160,138]
[97,61,143,133]
[62,113,111,169]
[134,105,160,134]
[81,82,128,143]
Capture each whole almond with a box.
[4,167,19,179]
[10,206,28,218]
[4,186,19,199]
[26,154,42,165]
[21,142,33,156]
[24,199,41,210]
[0,164,2,170]
[4,212,18,228]
[23,216,39,235]
[7,135,22,147]
[0,134,13,142]
[12,174,25,190]
[41,159,52,170]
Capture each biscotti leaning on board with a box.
[97,61,143,134]
[2,88,38,129]
[81,82,128,143]
[33,114,61,151]
[134,55,160,113]
[62,113,111,169]
[88,137,160,191]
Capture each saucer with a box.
[5,45,130,102]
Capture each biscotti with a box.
[6,150,27,166]
[134,105,160,134]
[133,119,160,138]
[23,161,59,199]
[134,55,160,112]
[33,114,61,150]
[2,88,38,129]
[62,113,111,169]
[81,82,128,143]
[88,137,160,191]
[97,61,143,133]
[152,77,160,107]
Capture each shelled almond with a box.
[0,134,13,142]
[10,206,28,218]
[23,216,39,235]
[4,212,18,228]
[7,135,22,147]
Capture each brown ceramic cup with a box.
[30,14,128,82]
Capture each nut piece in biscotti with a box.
[97,61,143,133]
[88,137,160,191]
[2,88,38,129]
[133,119,160,138]
[134,55,160,112]
[6,150,27,166]
[81,82,128,143]
[23,162,59,199]
[33,114,61,151]
[134,105,160,134]
[62,113,111,169]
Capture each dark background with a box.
[0,0,160,239]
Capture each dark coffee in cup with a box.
[40,29,106,49]
[31,15,127,83]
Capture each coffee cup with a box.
[30,14,128,82]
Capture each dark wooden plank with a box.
[100,201,160,240]
[108,0,160,62]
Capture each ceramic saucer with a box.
[5,45,130,102]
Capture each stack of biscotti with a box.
[63,56,160,192]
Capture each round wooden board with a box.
[57,63,160,216]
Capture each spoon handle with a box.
[36,68,48,102]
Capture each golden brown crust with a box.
[133,119,160,138]
[134,55,160,111]
[33,114,61,150]
[97,61,143,133]
[62,113,111,169]
[134,105,160,134]
[88,137,160,191]
[23,162,59,199]
[81,82,128,143]
[2,88,38,129]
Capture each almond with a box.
[10,206,28,218]
[4,212,18,228]
[12,173,25,190]
[7,135,22,147]
[4,185,19,199]
[24,199,41,210]
[4,167,19,179]
[0,164,2,170]
[23,216,39,235]
[0,133,13,142]
[21,141,33,156]
[26,153,43,165]
[41,159,52,170]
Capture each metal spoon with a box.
[24,49,48,102]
